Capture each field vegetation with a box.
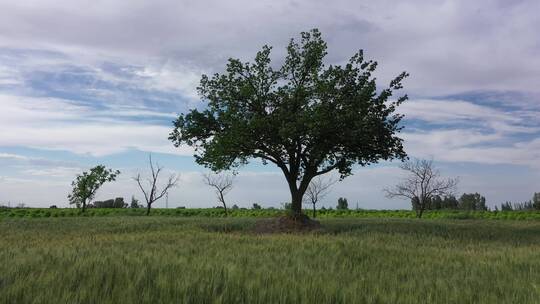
[1,216,539,303]
[2,207,540,220]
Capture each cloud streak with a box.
[0,94,193,156]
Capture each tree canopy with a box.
[170,29,409,215]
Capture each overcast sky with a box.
[0,0,539,209]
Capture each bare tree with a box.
[384,159,458,218]
[304,177,338,218]
[203,172,234,216]
[134,155,179,215]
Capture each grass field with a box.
[1,216,540,303]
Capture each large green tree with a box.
[170,29,408,216]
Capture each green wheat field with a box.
[1,216,539,303]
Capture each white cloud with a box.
[0,94,91,124]
[0,0,538,96]
[132,63,202,101]
[22,167,82,178]
[403,129,502,150]
[0,153,29,160]
[0,94,192,156]
[399,98,540,167]
[401,98,540,133]
[403,130,540,167]
[1,123,190,157]
[0,65,22,86]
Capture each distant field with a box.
[1,207,540,220]
[1,217,539,303]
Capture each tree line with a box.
[414,193,487,211]
[498,195,540,211]
[66,156,539,218]
[384,158,540,217]
[67,155,239,216]
[410,193,540,212]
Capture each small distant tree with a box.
[384,159,458,218]
[422,195,460,211]
[92,197,127,208]
[134,155,179,215]
[501,201,513,211]
[90,199,105,208]
[232,204,240,210]
[441,195,459,209]
[458,193,487,211]
[336,197,349,210]
[431,195,443,210]
[533,193,540,210]
[304,177,337,217]
[130,196,142,208]
[203,172,234,216]
[252,203,262,210]
[68,165,120,213]
[512,201,534,211]
[115,197,126,208]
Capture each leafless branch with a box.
[384,158,458,218]
[133,154,179,215]
[303,176,338,217]
[304,176,338,204]
[203,172,234,216]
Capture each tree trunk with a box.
[312,202,316,218]
[82,202,86,213]
[290,190,303,217]
[219,192,228,217]
[416,208,424,218]
[146,203,151,216]
[285,172,311,218]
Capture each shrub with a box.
[92,198,127,208]
[336,198,349,210]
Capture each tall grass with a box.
[1,217,539,303]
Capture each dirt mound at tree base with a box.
[252,214,322,234]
